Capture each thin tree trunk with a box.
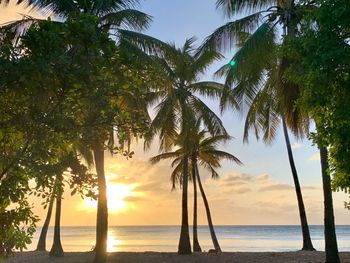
[49,174,64,257]
[195,165,221,252]
[178,156,191,254]
[93,144,108,263]
[36,186,55,251]
[319,146,340,263]
[192,157,202,252]
[282,118,315,251]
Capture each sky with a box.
[0,0,349,226]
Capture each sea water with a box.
[26,225,350,252]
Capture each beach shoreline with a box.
[5,251,350,263]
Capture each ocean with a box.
[26,225,350,252]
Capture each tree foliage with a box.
[0,10,152,257]
[284,0,350,192]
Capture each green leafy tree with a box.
[201,0,318,252]
[2,1,154,262]
[1,14,151,263]
[0,25,76,258]
[283,0,350,261]
[145,38,227,254]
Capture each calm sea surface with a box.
[26,225,350,252]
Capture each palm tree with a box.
[36,181,56,251]
[144,38,227,254]
[200,0,321,253]
[191,127,242,252]
[150,125,241,253]
[49,173,64,257]
[191,156,201,252]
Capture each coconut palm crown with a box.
[145,37,228,152]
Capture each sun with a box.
[83,182,134,213]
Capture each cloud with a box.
[123,196,144,202]
[256,174,270,183]
[133,181,164,192]
[214,173,254,195]
[292,143,302,149]
[221,173,254,183]
[233,187,252,194]
[303,186,318,190]
[309,153,321,161]
[260,184,294,192]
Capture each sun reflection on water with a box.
[107,232,122,252]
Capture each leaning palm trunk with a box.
[93,144,108,263]
[282,118,315,250]
[319,146,340,263]
[192,158,202,252]
[49,174,64,257]
[195,165,221,252]
[178,156,191,254]
[36,183,55,251]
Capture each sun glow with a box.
[107,233,122,252]
[83,182,134,213]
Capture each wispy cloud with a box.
[309,153,320,161]
[260,184,294,192]
[292,143,302,149]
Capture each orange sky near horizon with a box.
[29,143,350,227]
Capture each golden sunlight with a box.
[107,233,122,252]
[83,181,134,213]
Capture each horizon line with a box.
[36,224,350,227]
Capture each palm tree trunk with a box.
[93,144,108,263]
[36,186,55,251]
[192,157,202,252]
[178,156,191,254]
[49,174,64,257]
[319,146,340,263]
[282,118,315,251]
[195,165,221,252]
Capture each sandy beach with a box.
[5,251,350,263]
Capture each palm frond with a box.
[216,0,276,17]
[278,56,309,138]
[218,83,240,113]
[200,11,263,53]
[170,160,183,190]
[192,48,223,75]
[190,96,227,136]
[19,0,78,17]
[241,67,280,143]
[182,36,197,54]
[100,9,152,31]
[188,81,225,100]
[207,164,220,179]
[204,150,242,165]
[215,22,277,84]
[149,151,181,165]
[1,15,45,41]
[200,134,232,148]
[119,29,177,58]
[243,87,280,144]
[151,97,179,151]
